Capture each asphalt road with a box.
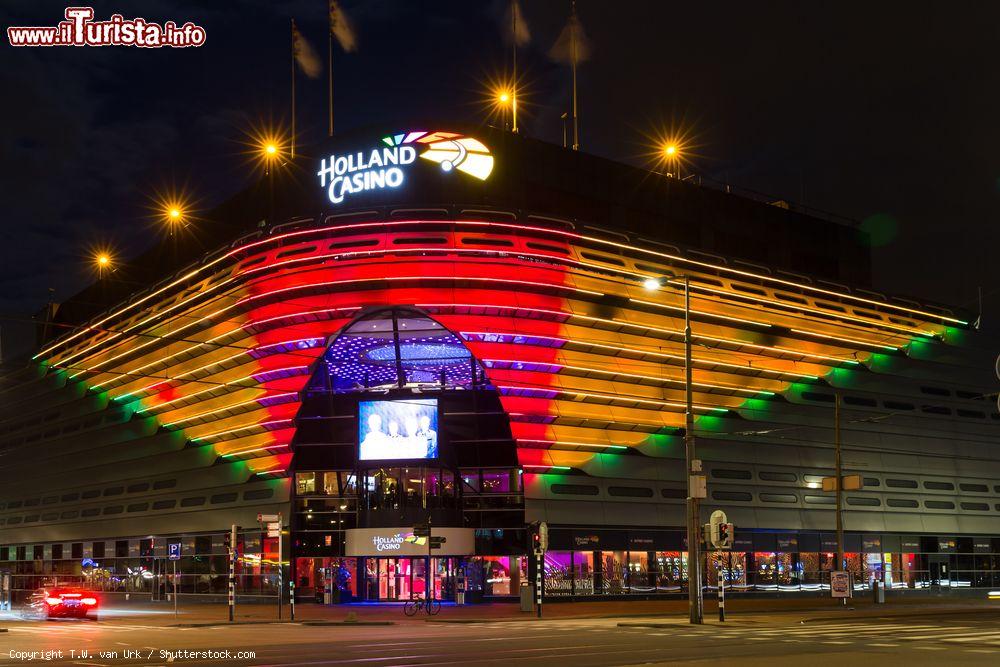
[3,611,1000,665]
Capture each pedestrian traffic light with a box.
[718,522,734,549]
[528,521,548,554]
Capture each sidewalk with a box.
[36,595,1000,628]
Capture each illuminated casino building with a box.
[1,125,998,603]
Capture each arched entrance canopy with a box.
[307,307,490,393]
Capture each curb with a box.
[174,621,296,628]
[303,621,395,626]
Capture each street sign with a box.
[831,570,852,598]
[822,474,863,492]
[258,513,280,523]
[429,536,446,549]
[413,522,430,538]
[168,542,181,561]
[538,521,548,552]
[689,474,707,499]
[267,521,281,538]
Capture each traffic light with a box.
[528,521,548,554]
[718,522,734,549]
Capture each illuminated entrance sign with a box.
[373,533,406,552]
[317,130,494,205]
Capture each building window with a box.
[81,508,100,517]
[103,486,124,497]
[244,488,275,501]
[551,484,599,496]
[127,483,150,493]
[180,496,206,507]
[81,490,100,499]
[843,396,877,407]
[925,500,955,510]
[886,479,917,488]
[711,469,752,480]
[712,491,752,502]
[152,500,177,510]
[759,471,797,482]
[127,503,149,513]
[71,543,83,559]
[887,498,919,508]
[961,502,989,511]
[608,486,653,498]
[863,478,881,487]
[661,488,686,499]
[804,495,834,504]
[52,544,63,559]
[210,493,238,504]
[103,506,124,515]
[959,483,988,493]
[846,496,880,506]
[152,479,177,490]
[924,481,954,491]
[759,493,797,503]
[115,541,128,557]
[296,473,316,495]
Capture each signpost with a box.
[168,542,181,620]
[831,570,852,599]
[227,524,237,622]
[531,521,548,618]
[704,511,734,621]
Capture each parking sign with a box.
[168,542,182,561]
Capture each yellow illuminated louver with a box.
[419,135,494,181]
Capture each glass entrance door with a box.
[365,557,456,602]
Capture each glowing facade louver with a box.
[18,216,961,487]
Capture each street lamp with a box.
[661,143,681,178]
[644,271,703,624]
[495,89,512,131]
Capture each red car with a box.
[25,587,99,620]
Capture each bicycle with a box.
[403,595,441,616]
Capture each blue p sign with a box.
[168,542,182,561]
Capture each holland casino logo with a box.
[372,533,406,552]
[317,131,494,205]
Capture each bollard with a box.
[718,580,725,622]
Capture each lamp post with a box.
[644,273,703,624]
[261,142,279,225]
[662,143,680,179]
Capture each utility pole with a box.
[683,275,703,624]
[228,524,236,622]
[834,391,845,604]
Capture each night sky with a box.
[2,1,998,361]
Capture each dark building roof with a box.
[46,122,878,342]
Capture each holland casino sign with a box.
[317,130,494,205]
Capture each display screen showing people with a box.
[358,398,439,461]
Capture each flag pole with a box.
[571,1,579,151]
[291,19,297,159]
[328,29,334,136]
[511,1,518,133]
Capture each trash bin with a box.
[519,583,534,612]
[872,580,885,604]
[456,591,465,605]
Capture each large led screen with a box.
[358,398,439,461]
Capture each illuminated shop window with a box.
[310,307,489,393]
